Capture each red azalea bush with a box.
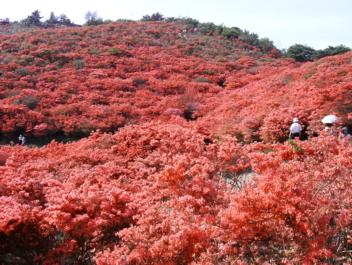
[0,123,249,264]
[1,21,289,137]
[1,123,351,264]
[221,137,352,263]
[1,20,352,264]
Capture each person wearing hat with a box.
[322,114,338,136]
[339,125,352,142]
[289,117,302,139]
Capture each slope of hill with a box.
[195,51,352,142]
[0,21,282,137]
[0,21,351,264]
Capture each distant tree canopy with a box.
[286,44,351,62]
[21,10,43,27]
[0,18,10,24]
[141,12,164,21]
[11,10,351,60]
[221,26,242,39]
[315,45,351,59]
[85,11,104,26]
[286,44,316,62]
[45,12,74,27]
[19,10,75,28]
[157,16,276,53]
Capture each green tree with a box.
[239,30,259,46]
[198,22,218,35]
[315,45,350,59]
[21,10,43,27]
[221,27,242,39]
[286,44,316,62]
[45,12,59,27]
[257,37,275,52]
[85,11,103,26]
[45,12,74,28]
[141,12,164,21]
[0,18,10,24]
[58,14,74,26]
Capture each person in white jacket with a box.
[289,117,302,139]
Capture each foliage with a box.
[0,18,10,24]
[14,68,30,76]
[0,127,351,264]
[45,12,75,27]
[221,26,242,39]
[85,11,104,26]
[0,17,352,264]
[141,12,164,22]
[73,59,85,69]
[20,10,43,27]
[257,37,275,53]
[286,44,350,61]
[198,22,220,35]
[13,95,39,110]
[239,30,259,46]
[286,44,316,62]
[0,20,285,136]
[315,45,351,59]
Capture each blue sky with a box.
[1,0,351,49]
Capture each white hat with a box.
[293,117,299,123]
[321,114,338,124]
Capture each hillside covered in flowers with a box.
[0,20,351,264]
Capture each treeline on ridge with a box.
[1,10,350,60]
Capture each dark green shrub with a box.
[73,59,85,69]
[108,48,132,57]
[235,131,245,143]
[239,30,259,46]
[45,12,59,27]
[315,45,350,59]
[288,139,304,154]
[165,17,199,27]
[221,27,242,39]
[203,69,216,75]
[103,19,114,24]
[14,95,39,109]
[19,56,34,66]
[15,68,30,76]
[85,11,103,26]
[56,56,71,68]
[198,22,218,35]
[88,48,100,55]
[184,18,199,27]
[194,77,211,83]
[257,38,275,52]
[286,44,316,62]
[132,77,147,86]
[21,10,42,27]
[141,12,164,22]
[2,56,12,64]
[45,12,75,27]
[116,19,133,23]
[0,18,10,24]
[110,47,120,55]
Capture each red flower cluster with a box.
[0,124,351,263]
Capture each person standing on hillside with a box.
[289,117,302,139]
[321,115,339,136]
[339,125,352,142]
[323,123,337,136]
[18,134,26,145]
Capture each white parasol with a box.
[321,114,338,124]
